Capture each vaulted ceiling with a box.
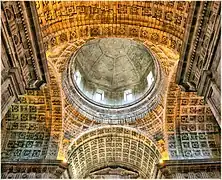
[36,1,192,53]
[1,1,220,179]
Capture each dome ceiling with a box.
[76,38,154,90]
[2,1,221,180]
[63,38,163,123]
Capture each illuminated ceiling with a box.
[67,125,161,179]
[62,37,163,124]
[1,1,220,179]
[36,1,193,53]
[34,1,189,168]
[72,38,155,92]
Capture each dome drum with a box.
[63,38,164,124]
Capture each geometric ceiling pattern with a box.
[46,39,179,78]
[2,59,220,178]
[1,87,51,161]
[36,1,192,53]
[72,38,155,91]
[1,1,221,179]
[58,41,179,157]
[41,28,182,162]
[42,27,182,163]
[2,54,219,175]
[1,64,63,161]
[66,125,161,179]
[62,38,162,123]
[165,71,221,160]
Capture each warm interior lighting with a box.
[159,159,164,164]
[62,158,68,163]
[124,89,133,101]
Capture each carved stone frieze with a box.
[1,160,68,179]
[67,125,161,179]
[156,158,221,179]
[1,1,48,118]
[166,70,221,160]
[176,1,221,125]
[36,1,192,53]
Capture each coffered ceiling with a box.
[1,2,220,179]
[36,1,193,53]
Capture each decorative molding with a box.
[67,125,161,179]
[1,1,48,118]
[35,1,192,53]
[156,158,221,179]
[176,1,221,125]
[1,160,68,179]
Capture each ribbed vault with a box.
[73,38,155,91]
[63,38,163,124]
[67,125,161,179]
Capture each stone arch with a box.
[47,38,179,162]
[34,1,194,169]
[35,1,194,53]
[66,125,161,178]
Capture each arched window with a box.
[94,89,104,102]
[124,89,133,101]
[74,70,81,85]
[147,71,154,88]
